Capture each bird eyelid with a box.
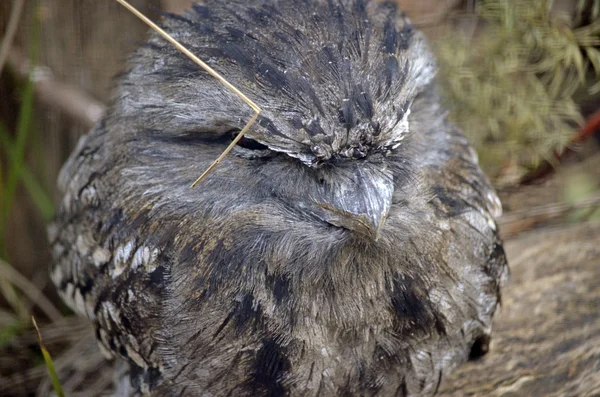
[229,131,275,159]
[227,130,271,151]
[115,0,262,188]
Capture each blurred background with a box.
[0,0,599,395]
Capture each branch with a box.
[0,0,25,78]
[498,192,600,238]
[6,48,106,129]
[0,258,62,322]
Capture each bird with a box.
[49,0,508,395]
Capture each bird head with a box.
[109,0,436,241]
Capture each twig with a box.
[498,192,600,238]
[0,0,25,78]
[0,258,62,322]
[520,108,600,185]
[6,48,106,129]
[575,108,600,143]
[115,0,262,187]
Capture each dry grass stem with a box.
[0,258,62,321]
[115,0,263,187]
[0,0,25,77]
[498,191,600,238]
[7,48,106,128]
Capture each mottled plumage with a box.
[49,1,508,396]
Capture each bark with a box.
[438,221,600,397]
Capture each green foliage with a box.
[435,0,600,182]
[0,10,56,355]
[0,122,55,223]
[0,10,53,258]
[563,172,600,221]
[575,0,600,28]
[0,75,35,255]
[0,318,25,348]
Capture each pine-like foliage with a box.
[435,0,600,183]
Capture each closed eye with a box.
[233,133,270,151]
[229,130,273,158]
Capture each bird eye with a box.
[237,136,270,151]
[228,130,269,151]
[228,130,273,159]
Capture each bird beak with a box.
[310,163,394,241]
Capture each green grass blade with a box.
[32,317,65,397]
[1,74,35,229]
[0,124,54,221]
[0,319,25,348]
[0,8,41,245]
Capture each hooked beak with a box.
[310,163,394,241]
